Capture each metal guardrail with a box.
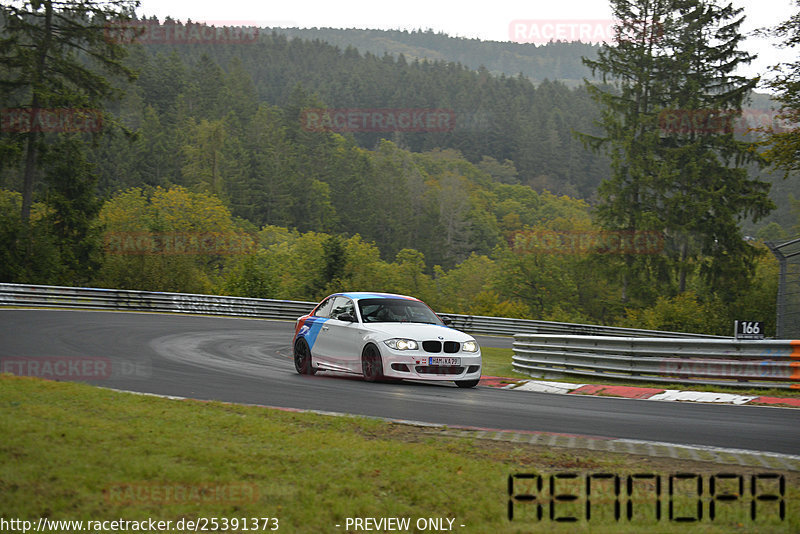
[0,283,725,339]
[0,283,317,320]
[513,334,800,389]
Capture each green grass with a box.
[481,347,524,379]
[481,346,800,400]
[1,374,797,533]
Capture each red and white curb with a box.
[480,377,800,407]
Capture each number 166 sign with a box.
[735,321,764,340]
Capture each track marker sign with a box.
[734,321,764,340]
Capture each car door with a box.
[319,296,362,372]
[305,296,335,367]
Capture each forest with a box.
[267,27,602,86]
[1,5,798,336]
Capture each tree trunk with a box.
[21,128,39,223]
[20,0,54,224]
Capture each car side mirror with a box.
[337,313,356,322]
[440,316,452,326]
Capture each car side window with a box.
[330,296,355,320]
[313,297,334,318]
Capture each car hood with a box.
[361,322,474,342]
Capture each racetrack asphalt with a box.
[2,309,799,457]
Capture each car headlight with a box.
[384,338,418,350]
[462,340,479,352]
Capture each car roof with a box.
[333,292,420,301]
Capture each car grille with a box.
[422,341,441,352]
[421,341,461,353]
[415,366,465,375]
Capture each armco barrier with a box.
[0,283,316,320]
[0,283,724,339]
[513,334,800,389]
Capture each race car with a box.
[292,292,482,387]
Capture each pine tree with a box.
[580,0,677,303]
[0,0,137,223]
[581,0,773,303]
[41,136,103,284]
[760,0,800,177]
[657,0,773,296]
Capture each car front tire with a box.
[455,378,480,388]
[294,338,316,375]
[362,344,384,382]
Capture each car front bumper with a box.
[377,347,482,381]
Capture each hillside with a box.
[120,30,613,199]
[265,27,601,86]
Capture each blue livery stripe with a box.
[301,317,328,350]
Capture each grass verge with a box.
[480,346,800,399]
[0,374,796,533]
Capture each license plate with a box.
[428,357,460,366]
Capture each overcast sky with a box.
[135,0,797,83]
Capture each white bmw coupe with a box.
[293,292,482,387]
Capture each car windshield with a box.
[358,298,443,325]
